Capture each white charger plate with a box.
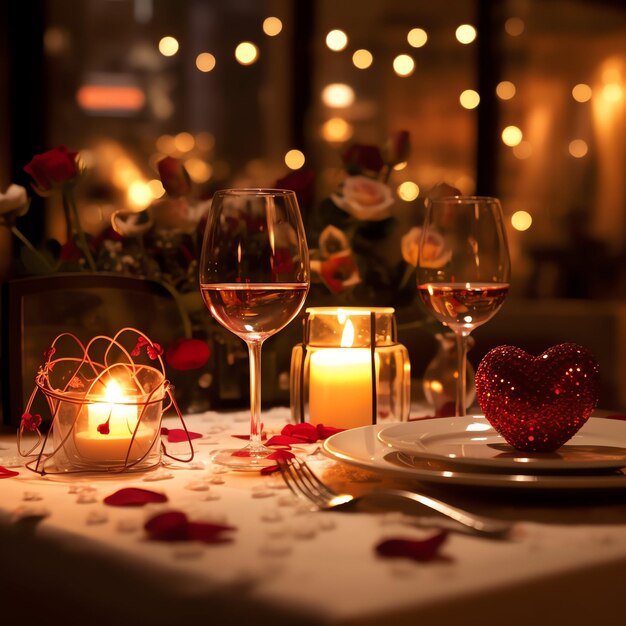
[322,421,626,491]
[377,416,626,472]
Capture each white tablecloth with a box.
[1,408,625,626]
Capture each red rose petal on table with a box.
[282,422,318,443]
[376,532,448,562]
[163,428,202,443]
[267,449,295,461]
[0,466,19,478]
[187,521,236,544]
[260,465,280,476]
[265,435,300,447]
[104,488,168,507]
[316,424,345,440]
[145,511,235,544]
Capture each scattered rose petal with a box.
[281,423,318,443]
[267,449,295,461]
[0,466,19,478]
[375,532,448,562]
[265,435,300,447]
[261,465,280,476]
[316,424,345,440]
[162,428,203,443]
[104,488,168,507]
[145,511,235,544]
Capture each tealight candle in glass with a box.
[290,307,411,429]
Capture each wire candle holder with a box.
[18,328,194,475]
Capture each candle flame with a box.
[340,319,355,347]
[104,380,124,403]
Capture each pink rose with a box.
[331,176,394,221]
[401,227,451,268]
[0,184,29,225]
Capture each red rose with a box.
[341,144,384,175]
[275,169,316,209]
[166,338,211,371]
[383,130,411,165]
[157,157,191,197]
[24,145,80,193]
[59,240,84,261]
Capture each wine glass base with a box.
[209,446,278,471]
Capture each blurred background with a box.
[1,0,625,409]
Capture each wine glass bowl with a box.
[416,196,511,416]
[200,189,310,469]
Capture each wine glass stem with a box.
[454,331,468,417]
[247,339,264,450]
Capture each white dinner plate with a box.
[377,416,626,472]
[322,421,626,491]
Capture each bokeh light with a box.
[572,83,592,103]
[158,36,179,57]
[156,134,176,154]
[321,118,354,143]
[196,52,216,72]
[326,29,348,51]
[496,81,516,100]
[569,139,588,158]
[393,54,415,77]
[185,158,213,183]
[407,28,428,48]
[174,132,195,153]
[513,141,532,159]
[235,41,259,65]
[321,83,355,108]
[397,181,420,201]
[127,180,153,209]
[393,161,408,171]
[263,17,283,36]
[147,179,165,199]
[511,210,532,231]
[504,17,525,36]
[285,149,305,170]
[455,25,476,44]
[502,125,523,147]
[460,89,480,109]
[352,49,373,69]
[602,83,623,102]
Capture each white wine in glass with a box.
[199,189,310,469]
[416,196,511,417]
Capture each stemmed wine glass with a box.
[199,189,310,469]
[416,196,511,417]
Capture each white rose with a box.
[331,176,394,221]
[0,184,29,216]
[111,209,153,237]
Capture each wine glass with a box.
[416,196,511,417]
[199,189,310,469]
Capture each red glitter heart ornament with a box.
[475,343,600,452]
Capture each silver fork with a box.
[277,457,513,538]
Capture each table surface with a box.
[1,408,626,626]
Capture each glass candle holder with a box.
[290,307,411,429]
[18,328,194,475]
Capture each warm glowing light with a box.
[504,17,525,36]
[235,41,259,65]
[513,141,532,159]
[460,89,480,109]
[285,149,305,170]
[496,81,516,100]
[572,83,592,103]
[158,36,179,57]
[569,139,588,158]
[321,118,353,143]
[407,28,428,48]
[340,319,355,347]
[263,17,283,36]
[502,125,523,147]
[455,24,476,44]
[195,132,215,152]
[196,52,216,72]
[352,49,373,69]
[511,210,532,231]
[393,161,407,171]
[156,134,175,154]
[397,181,420,201]
[321,83,355,108]
[185,158,212,183]
[393,54,415,77]
[127,180,152,209]
[76,85,145,112]
[326,29,348,51]
[174,132,195,153]
[147,179,165,198]
[602,83,623,102]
